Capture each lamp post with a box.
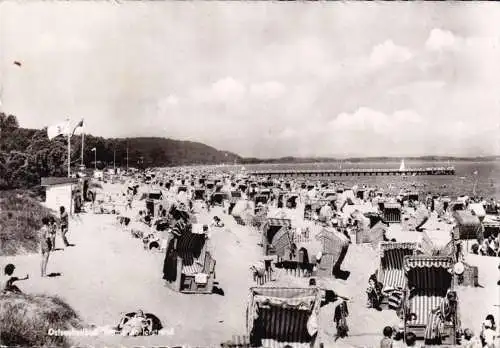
[91,147,96,171]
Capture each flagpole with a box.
[81,131,85,167]
[67,118,71,178]
[94,149,97,171]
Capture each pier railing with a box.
[247,167,455,177]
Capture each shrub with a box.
[0,190,53,255]
[0,293,84,347]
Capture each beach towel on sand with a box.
[194,273,208,284]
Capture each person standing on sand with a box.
[49,216,57,251]
[59,206,70,247]
[40,217,51,277]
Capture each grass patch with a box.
[0,189,53,255]
[0,293,84,347]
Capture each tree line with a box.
[0,114,241,189]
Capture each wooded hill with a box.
[0,113,241,189]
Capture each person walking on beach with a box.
[59,206,70,247]
[40,217,51,277]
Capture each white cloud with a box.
[191,77,246,104]
[157,94,180,114]
[165,94,179,106]
[425,29,458,51]
[321,108,429,156]
[250,81,286,99]
[278,127,297,139]
[388,80,446,95]
[211,77,246,102]
[370,40,413,67]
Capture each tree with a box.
[0,113,19,131]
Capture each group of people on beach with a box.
[1,206,71,294]
[39,206,71,277]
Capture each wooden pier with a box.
[247,167,456,178]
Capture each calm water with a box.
[235,160,500,200]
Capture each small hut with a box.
[247,287,322,348]
[41,177,79,214]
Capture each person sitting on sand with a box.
[471,243,479,255]
[203,224,211,239]
[1,264,29,294]
[460,328,482,348]
[405,332,417,347]
[211,216,224,228]
[380,326,393,348]
[424,290,458,345]
[120,310,149,336]
[40,217,51,277]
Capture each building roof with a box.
[41,177,79,186]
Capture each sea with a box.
[227,160,500,200]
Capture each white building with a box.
[41,177,79,214]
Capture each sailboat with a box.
[399,159,406,178]
[399,159,405,171]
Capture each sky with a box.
[0,1,499,158]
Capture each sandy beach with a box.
[2,182,498,347]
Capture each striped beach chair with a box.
[403,256,457,344]
[247,287,322,348]
[377,242,418,311]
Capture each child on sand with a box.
[59,206,70,247]
[1,264,29,294]
[380,326,393,348]
[49,216,57,251]
[212,216,224,228]
[40,217,51,277]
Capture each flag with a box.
[91,147,96,152]
[72,119,84,135]
[47,120,69,140]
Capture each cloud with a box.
[165,95,179,106]
[388,80,446,95]
[370,40,413,67]
[425,29,458,51]
[157,94,180,114]
[192,77,246,104]
[329,107,423,134]
[250,81,286,99]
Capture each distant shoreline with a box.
[238,156,500,165]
